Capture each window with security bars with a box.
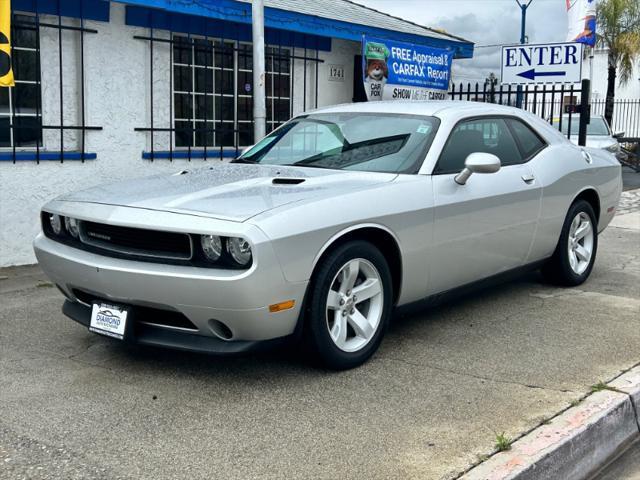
[172,36,291,149]
[0,14,42,148]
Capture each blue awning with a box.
[125,5,332,51]
[118,0,473,59]
[13,0,110,21]
[12,0,474,58]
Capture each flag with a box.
[0,0,14,87]
[566,0,597,47]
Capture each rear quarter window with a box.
[507,119,546,160]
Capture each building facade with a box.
[0,0,473,266]
[589,48,640,101]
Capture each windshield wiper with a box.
[281,163,334,170]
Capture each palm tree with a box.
[596,0,640,127]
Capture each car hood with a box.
[57,163,397,222]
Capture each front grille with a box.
[73,289,199,331]
[80,221,192,261]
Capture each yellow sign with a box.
[0,0,14,87]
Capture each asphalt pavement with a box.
[593,441,640,480]
[623,166,640,191]
[1,193,639,480]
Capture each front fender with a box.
[250,176,435,306]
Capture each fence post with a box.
[578,79,590,147]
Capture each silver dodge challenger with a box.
[34,101,622,369]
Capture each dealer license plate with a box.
[90,303,128,340]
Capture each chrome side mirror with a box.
[454,152,501,185]
[613,131,624,139]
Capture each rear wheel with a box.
[542,199,598,286]
[305,241,393,370]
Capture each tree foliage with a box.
[596,0,640,84]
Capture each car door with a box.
[428,116,543,294]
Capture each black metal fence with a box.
[448,82,640,141]
[591,99,640,140]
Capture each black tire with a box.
[305,240,393,370]
[541,199,598,286]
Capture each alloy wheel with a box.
[325,258,384,353]
[567,211,594,275]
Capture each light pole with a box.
[515,0,533,107]
[252,0,266,142]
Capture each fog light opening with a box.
[208,319,233,340]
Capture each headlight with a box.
[605,143,619,153]
[200,234,222,261]
[49,214,63,235]
[65,217,80,238]
[227,237,252,266]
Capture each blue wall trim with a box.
[119,0,473,58]
[0,152,97,161]
[126,6,332,51]
[13,0,110,22]
[142,150,239,160]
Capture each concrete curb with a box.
[461,366,640,480]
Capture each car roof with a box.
[305,100,572,146]
[308,101,528,119]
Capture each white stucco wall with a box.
[589,48,640,101]
[0,3,359,267]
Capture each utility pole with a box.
[252,0,266,142]
[515,0,533,108]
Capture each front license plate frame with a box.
[89,302,129,340]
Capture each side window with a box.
[436,118,522,174]
[507,119,546,160]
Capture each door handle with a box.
[522,174,535,184]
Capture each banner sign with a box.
[362,36,453,101]
[566,0,596,47]
[0,0,14,87]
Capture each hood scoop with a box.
[272,177,306,185]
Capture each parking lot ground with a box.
[1,210,639,480]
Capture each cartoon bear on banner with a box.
[366,59,388,82]
[363,41,390,101]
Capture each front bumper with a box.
[34,233,309,349]
[61,300,291,354]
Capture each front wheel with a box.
[305,241,393,370]
[542,199,598,286]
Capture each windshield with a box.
[235,113,440,173]
[553,117,611,136]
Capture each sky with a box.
[354,0,569,83]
